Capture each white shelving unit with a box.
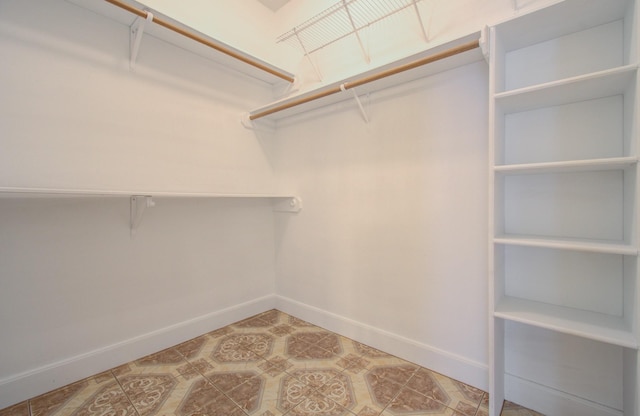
[488,0,639,415]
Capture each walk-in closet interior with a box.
[0,0,638,415]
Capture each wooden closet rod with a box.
[249,39,481,121]
[104,0,295,83]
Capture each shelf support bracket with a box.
[130,11,153,70]
[294,28,323,82]
[412,0,429,42]
[130,195,155,237]
[342,0,370,64]
[341,84,369,123]
[479,26,490,63]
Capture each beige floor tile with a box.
[29,372,120,416]
[55,379,137,416]
[0,401,29,416]
[0,311,544,416]
[327,369,386,416]
[410,370,484,416]
[381,406,466,416]
[501,401,545,416]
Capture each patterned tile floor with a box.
[0,310,543,416]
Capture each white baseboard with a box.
[275,295,489,391]
[505,374,623,416]
[0,294,276,409]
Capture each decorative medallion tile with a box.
[317,372,356,410]
[118,374,177,415]
[277,372,319,413]
[289,368,344,390]
[212,333,274,362]
[70,381,136,416]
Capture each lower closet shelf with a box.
[0,187,303,214]
[494,297,637,348]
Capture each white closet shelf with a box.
[494,156,638,175]
[0,187,293,199]
[495,296,637,349]
[494,0,631,52]
[64,0,294,85]
[494,235,638,255]
[248,32,483,122]
[495,64,638,114]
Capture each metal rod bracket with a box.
[130,11,153,70]
[273,197,303,213]
[480,26,490,63]
[241,112,276,133]
[341,84,369,123]
[130,195,155,237]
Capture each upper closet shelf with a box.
[246,32,484,123]
[494,0,632,52]
[277,0,428,63]
[64,0,294,85]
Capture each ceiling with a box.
[257,0,291,12]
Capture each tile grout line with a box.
[111,369,143,416]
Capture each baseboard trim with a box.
[505,374,623,416]
[0,294,276,409]
[275,295,489,391]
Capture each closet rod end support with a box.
[273,196,302,213]
[241,112,276,133]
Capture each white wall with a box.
[0,0,280,407]
[0,0,276,194]
[0,197,277,406]
[272,61,490,389]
